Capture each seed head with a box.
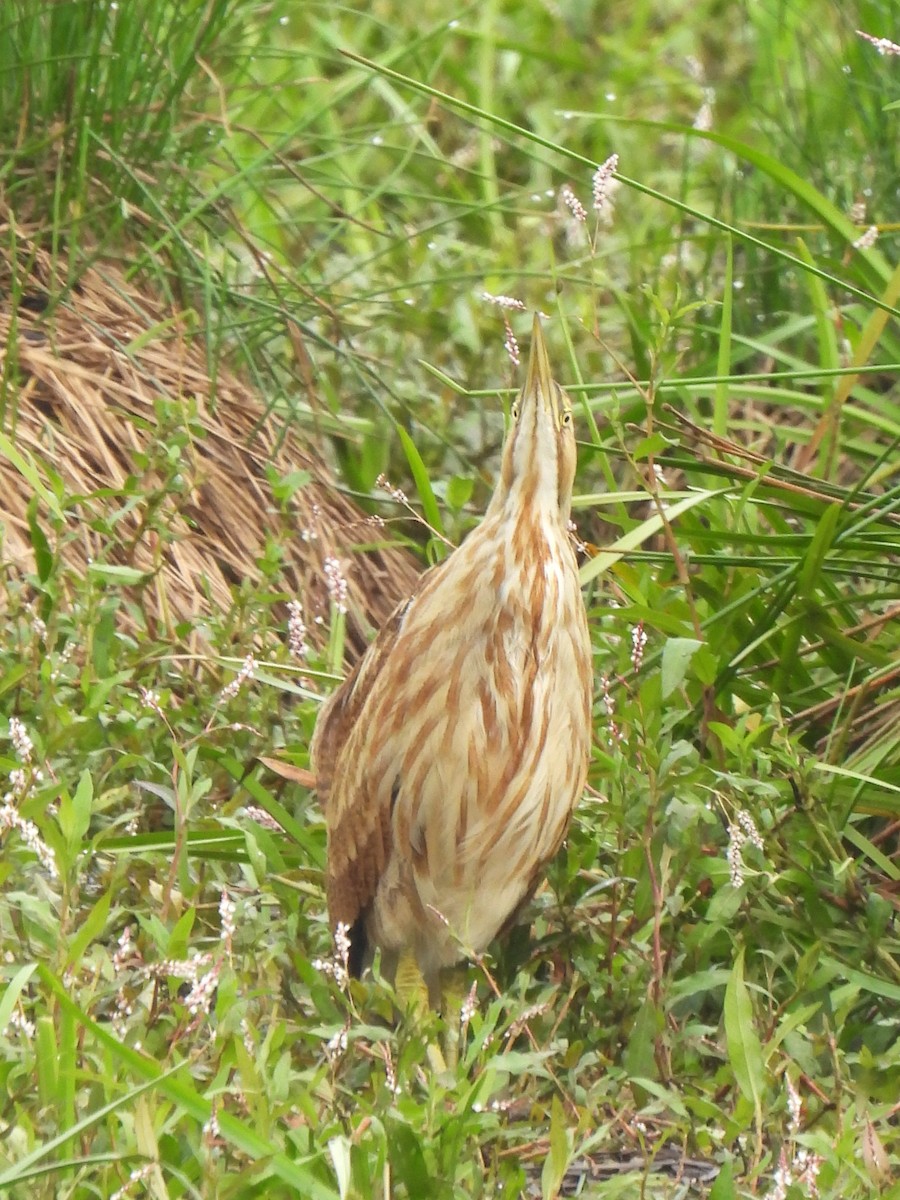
[853,225,879,250]
[592,154,619,210]
[503,316,520,367]
[857,29,900,55]
[9,717,34,763]
[560,183,587,222]
[219,655,257,701]
[324,556,349,614]
[727,824,745,888]
[630,622,648,673]
[481,292,526,311]
[219,888,237,951]
[287,600,309,660]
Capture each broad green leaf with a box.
[724,949,764,1125]
[624,997,661,1081]
[64,890,112,970]
[0,963,38,1034]
[813,762,900,816]
[632,431,671,460]
[57,770,93,850]
[0,432,64,519]
[580,490,729,584]
[167,907,197,959]
[396,424,446,547]
[668,968,732,1002]
[446,473,474,510]
[133,1096,161,1177]
[0,664,29,698]
[842,825,900,882]
[387,1122,431,1196]
[769,1002,824,1052]
[26,496,53,582]
[328,1135,352,1200]
[626,1076,689,1117]
[661,637,703,699]
[72,770,94,839]
[35,1015,58,1107]
[86,563,150,585]
[820,956,900,1003]
[541,1094,571,1200]
[709,1159,736,1200]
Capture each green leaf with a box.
[388,1121,431,1195]
[580,490,729,584]
[626,1077,689,1117]
[820,955,900,1002]
[708,1158,736,1200]
[446,474,474,510]
[35,1015,58,1107]
[396,424,446,548]
[624,997,661,1081]
[86,563,150,585]
[0,432,64,520]
[64,890,111,970]
[660,637,703,699]
[668,968,732,1002]
[0,664,29,699]
[842,825,900,882]
[58,770,93,850]
[271,469,313,504]
[0,963,38,1034]
[724,949,764,1125]
[541,1094,571,1200]
[167,907,197,959]
[632,432,671,460]
[90,597,118,681]
[769,1002,823,1051]
[26,496,53,582]
[328,1135,352,1200]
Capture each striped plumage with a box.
[311,317,592,1002]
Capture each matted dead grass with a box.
[0,216,420,664]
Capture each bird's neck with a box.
[484,469,570,535]
[477,492,572,599]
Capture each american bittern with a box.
[312,316,592,1022]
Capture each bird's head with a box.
[492,315,578,525]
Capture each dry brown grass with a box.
[0,216,419,662]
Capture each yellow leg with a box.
[394,949,447,1072]
[394,948,430,1013]
[439,966,469,1070]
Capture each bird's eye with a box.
[562,411,572,426]
[510,402,520,421]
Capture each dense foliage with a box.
[0,1,898,1196]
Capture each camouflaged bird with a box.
[311,317,592,1014]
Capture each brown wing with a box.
[310,580,426,937]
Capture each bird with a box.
[311,315,593,1043]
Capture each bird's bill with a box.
[523,314,559,424]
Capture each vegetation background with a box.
[0,0,899,1196]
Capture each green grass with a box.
[1,0,900,1196]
